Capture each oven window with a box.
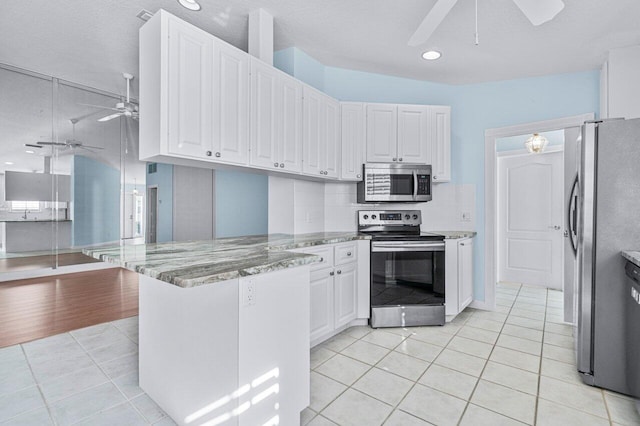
[371,250,445,306]
[390,175,413,195]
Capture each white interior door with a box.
[498,150,564,289]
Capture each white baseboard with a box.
[469,300,493,311]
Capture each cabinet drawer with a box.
[303,246,334,271]
[335,243,357,266]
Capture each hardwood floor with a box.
[0,252,100,273]
[0,268,138,348]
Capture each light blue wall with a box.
[215,170,268,238]
[274,48,325,91]
[72,155,120,246]
[146,162,174,243]
[275,47,600,302]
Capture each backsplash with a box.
[268,176,476,234]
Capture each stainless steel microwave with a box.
[357,164,432,203]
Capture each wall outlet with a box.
[243,279,256,306]
[461,212,471,222]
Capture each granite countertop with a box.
[84,232,370,288]
[622,251,640,267]
[0,219,72,223]
[423,231,477,239]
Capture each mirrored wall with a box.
[0,65,145,273]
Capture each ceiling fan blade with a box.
[512,0,564,26]
[408,0,459,47]
[37,141,68,146]
[24,143,43,148]
[98,113,122,122]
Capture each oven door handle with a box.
[413,170,418,200]
[372,242,445,252]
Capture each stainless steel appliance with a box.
[358,210,445,328]
[574,118,640,399]
[357,164,432,203]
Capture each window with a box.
[10,201,41,211]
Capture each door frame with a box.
[146,185,158,244]
[483,113,593,310]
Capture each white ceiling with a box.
[1,0,640,95]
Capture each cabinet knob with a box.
[433,175,438,180]
[330,271,335,276]
[347,252,352,256]
[399,158,403,162]
[206,151,212,156]
[337,270,342,274]
[460,243,465,246]
[280,163,284,168]
[392,158,397,162]
[274,162,279,167]
[319,170,324,175]
[215,152,221,158]
[324,171,329,175]
[319,257,324,262]
[357,174,361,178]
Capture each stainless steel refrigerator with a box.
[571,118,640,398]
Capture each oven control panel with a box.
[358,210,422,226]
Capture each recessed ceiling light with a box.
[178,0,201,11]
[5,161,14,165]
[25,150,35,154]
[422,50,442,60]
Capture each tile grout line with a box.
[18,341,58,426]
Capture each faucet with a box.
[21,209,28,220]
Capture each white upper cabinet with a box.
[166,17,214,158]
[213,41,249,164]
[366,104,397,162]
[397,105,429,164]
[429,106,451,182]
[340,103,365,180]
[250,59,303,173]
[303,86,340,179]
[366,104,430,164]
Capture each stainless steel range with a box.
[358,210,445,328]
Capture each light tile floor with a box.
[1,283,639,425]
[305,283,640,426]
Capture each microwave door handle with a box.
[413,170,418,200]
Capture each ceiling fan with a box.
[81,73,139,122]
[28,119,104,153]
[408,0,565,47]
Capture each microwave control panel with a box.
[417,174,431,195]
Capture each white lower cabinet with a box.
[445,237,474,319]
[294,241,369,346]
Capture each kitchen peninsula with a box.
[85,233,370,426]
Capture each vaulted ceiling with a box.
[1,0,639,96]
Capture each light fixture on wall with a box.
[524,133,549,153]
[178,0,201,11]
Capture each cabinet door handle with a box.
[337,270,342,274]
[215,152,221,158]
[346,252,352,256]
[433,175,438,180]
[319,170,324,175]
[399,158,403,162]
[357,174,361,178]
[460,243,465,246]
[206,151,212,156]
[319,257,324,262]
[274,162,279,167]
[280,163,284,168]
[329,271,335,276]
[392,158,397,162]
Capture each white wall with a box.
[605,45,640,119]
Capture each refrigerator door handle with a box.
[567,174,579,255]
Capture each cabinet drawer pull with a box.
[329,271,335,276]
[215,152,221,158]
[206,151,212,156]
